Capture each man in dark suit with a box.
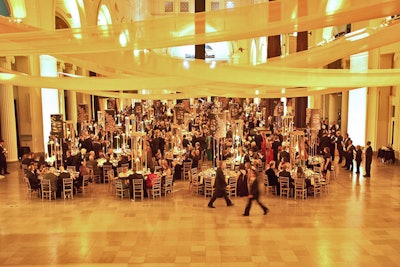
[364,141,373,177]
[208,161,234,208]
[26,163,41,190]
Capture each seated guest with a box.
[77,161,89,187]
[21,153,34,166]
[43,167,58,194]
[87,155,101,179]
[191,149,201,169]
[146,167,158,197]
[160,160,172,177]
[26,163,41,190]
[278,163,295,193]
[265,161,280,195]
[236,164,249,197]
[118,155,131,169]
[64,150,75,169]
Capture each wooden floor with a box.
[0,159,399,267]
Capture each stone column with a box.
[0,56,18,161]
[66,64,78,127]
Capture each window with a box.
[226,1,235,9]
[180,2,189,12]
[211,1,219,11]
[164,1,173,12]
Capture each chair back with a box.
[279,176,290,187]
[41,179,52,200]
[67,166,76,172]
[63,178,74,199]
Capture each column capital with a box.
[394,53,400,62]
[57,61,65,72]
[65,63,77,74]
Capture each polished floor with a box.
[0,158,399,267]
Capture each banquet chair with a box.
[309,174,322,198]
[263,174,276,195]
[86,165,100,183]
[182,161,192,181]
[107,169,116,193]
[204,177,214,198]
[313,165,321,173]
[294,179,307,200]
[41,179,55,201]
[62,178,74,199]
[24,176,39,198]
[115,180,129,199]
[227,177,237,197]
[21,163,28,175]
[133,178,144,200]
[191,168,203,195]
[279,177,291,198]
[102,165,113,184]
[150,177,162,200]
[320,175,330,195]
[80,175,91,195]
[67,166,76,172]
[329,166,336,181]
[163,175,174,196]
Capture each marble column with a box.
[0,56,18,161]
[66,64,78,128]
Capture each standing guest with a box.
[344,140,355,171]
[236,164,249,197]
[336,131,344,164]
[207,161,234,208]
[0,139,9,175]
[243,169,269,216]
[355,145,362,174]
[364,141,373,177]
[322,147,332,178]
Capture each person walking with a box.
[243,169,269,216]
[208,161,234,208]
[364,141,373,177]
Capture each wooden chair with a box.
[204,177,214,198]
[150,177,162,200]
[102,165,113,184]
[107,169,116,193]
[309,174,322,198]
[133,178,144,201]
[79,175,91,195]
[67,166,76,172]
[115,180,129,199]
[279,176,290,198]
[24,176,39,198]
[182,161,192,181]
[163,175,174,196]
[41,179,54,201]
[227,177,237,197]
[62,178,74,199]
[294,179,307,200]
[263,174,276,195]
[320,175,330,195]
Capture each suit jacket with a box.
[27,171,41,190]
[43,173,58,192]
[365,146,373,161]
[214,167,227,193]
[0,145,6,161]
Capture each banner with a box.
[174,104,184,125]
[50,114,64,139]
[134,102,143,117]
[306,108,321,131]
[230,103,240,120]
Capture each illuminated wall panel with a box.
[40,55,59,155]
[348,52,368,146]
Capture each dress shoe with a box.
[208,205,215,208]
[242,213,249,216]
[4,172,10,174]
[227,203,234,207]
[263,208,269,215]
[364,175,370,177]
